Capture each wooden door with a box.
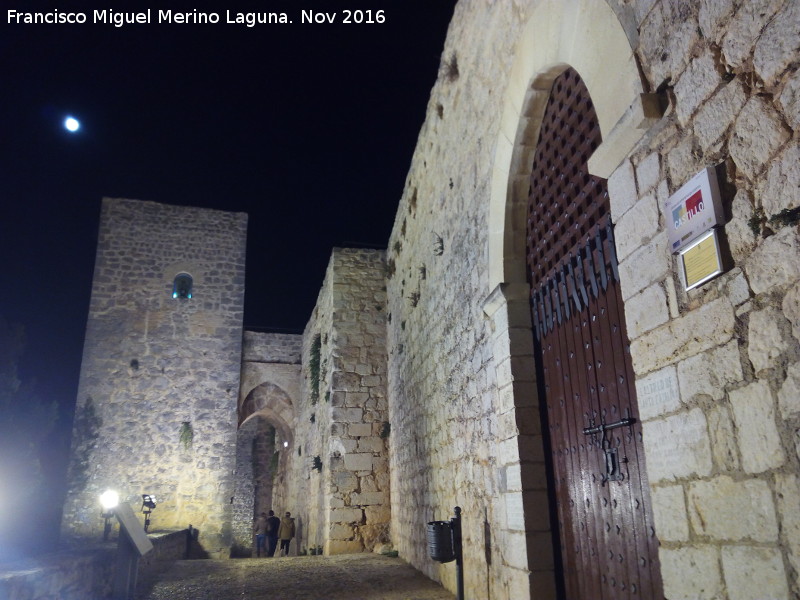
[525,67,664,600]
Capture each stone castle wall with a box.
[385,1,800,598]
[292,248,390,555]
[61,198,247,557]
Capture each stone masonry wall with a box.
[61,198,247,557]
[294,248,390,556]
[612,2,800,598]
[385,2,510,593]
[0,530,191,600]
[386,1,799,599]
[241,331,302,365]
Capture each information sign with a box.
[666,166,724,253]
[680,228,723,290]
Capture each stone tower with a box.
[61,198,247,556]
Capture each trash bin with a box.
[427,520,455,563]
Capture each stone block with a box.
[777,362,800,419]
[775,473,800,575]
[504,492,526,531]
[730,95,790,181]
[615,194,660,262]
[706,404,740,472]
[754,0,800,87]
[721,546,790,600]
[746,228,800,294]
[674,50,720,126]
[497,436,522,466]
[660,546,723,600]
[333,471,358,492]
[636,364,680,421]
[331,371,361,392]
[665,134,696,190]
[694,77,747,152]
[344,391,370,407]
[329,522,354,540]
[364,504,390,524]
[361,375,383,388]
[502,530,532,571]
[699,0,736,42]
[784,280,800,343]
[631,297,735,374]
[639,2,697,86]
[607,159,638,221]
[778,68,800,130]
[330,391,346,407]
[677,340,743,402]
[330,507,363,523]
[642,408,712,482]
[726,190,758,262]
[721,0,783,69]
[729,380,786,473]
[357,437,385,453]
[636,153,661,195]
[348,422,372,437]
[619,232,669,302]
[748,307,791,373]
[624,281,669,339]
[687,475,778,542]
[332,407,363,424]
[761,142,800,217]
[650,484,689,541]
[350,491,387,506]
[343,452,374,472]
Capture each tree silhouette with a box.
[0,317,57,559]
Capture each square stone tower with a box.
[61,198,247,556]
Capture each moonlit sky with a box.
[1,1,457,480]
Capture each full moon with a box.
[63,116,80,132]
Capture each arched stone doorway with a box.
[483,0,665,596]
[231,381,296,556]
[524,65,663,599]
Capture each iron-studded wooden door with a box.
[525,67,664,600]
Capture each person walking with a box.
[253,512,268,557]
[277,511,296,557]
[266,510,281,557]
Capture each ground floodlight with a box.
[141,494,156,532]
[100,490,120,511]
[100,490,120,541]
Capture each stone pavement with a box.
[136,553,455,600]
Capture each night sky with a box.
[1,1,457,485]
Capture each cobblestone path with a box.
[136,553,455,600]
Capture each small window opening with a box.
[172,273,193,299]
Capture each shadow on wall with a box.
[67,396,102,492]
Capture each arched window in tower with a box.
[172,273,193,299]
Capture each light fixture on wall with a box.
[100,489,119,541]
[141,494,157,532]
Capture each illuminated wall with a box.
[61,198,247,557]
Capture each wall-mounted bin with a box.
[427,520,456,563]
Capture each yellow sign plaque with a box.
[680,228,723,290]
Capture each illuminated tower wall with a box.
[61,198,247,556]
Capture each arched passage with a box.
[231,382,296,556]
